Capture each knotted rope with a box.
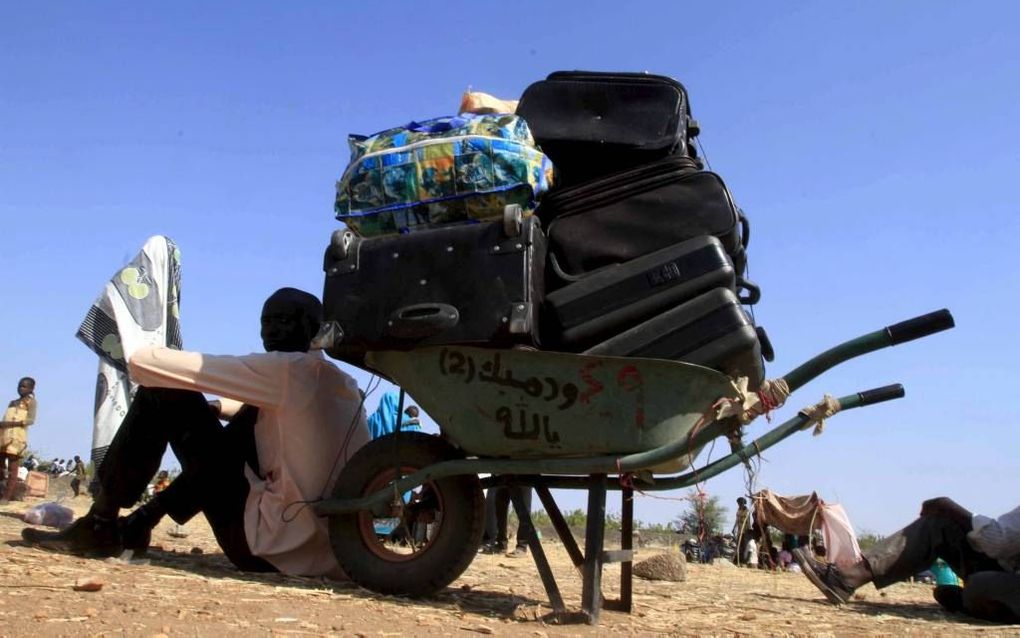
[798,394,841,436]
[714,377,792,425]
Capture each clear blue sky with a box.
[1,2,1017,536]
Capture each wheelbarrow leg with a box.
[581,473,607,624]
[510,487,566,616]
[602,486,634,613]
[535,485,584,568]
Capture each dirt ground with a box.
[1,492,1018,637]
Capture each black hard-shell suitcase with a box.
[321,217,545,366]
[517,70,699,185]
[543,236,739,350]
[584,287,766,389]
[538,156,749,283]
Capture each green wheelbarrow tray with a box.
[366,347,735,472]
[315,308,956,517]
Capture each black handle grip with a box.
[885,309,955,345]
[857,383,905,407]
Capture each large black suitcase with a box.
[538,156,749,282]
[584,287,766,389]
[321,217,545,365]
[517,70,699,185]
[543,236,738,350]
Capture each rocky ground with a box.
[1,490,1017,637]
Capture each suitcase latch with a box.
[507,302,533,335]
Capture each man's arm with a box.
[128,347,288,409]
[24,398,36,427]
[968,504,1020,561]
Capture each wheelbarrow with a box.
[314,308,954,623]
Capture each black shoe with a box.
[22,513,122,557]
[793,547,855,605]
[479,542,507,555]
[119,515,153,555]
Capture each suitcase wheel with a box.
[502,204,523,238]
[330,229,356,260]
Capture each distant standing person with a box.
[733,496,751,565]
[70,456,88,497]
[0,377,37,502]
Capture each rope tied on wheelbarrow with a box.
[798,394,842,436]
[713,377,791,425]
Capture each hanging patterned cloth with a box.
[75,235,182,470]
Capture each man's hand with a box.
[920,497,973,530]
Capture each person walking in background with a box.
[70,455,87,497]
[481,485,535,557]
[0,377,37,502]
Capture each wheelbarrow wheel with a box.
[328,432,484,597]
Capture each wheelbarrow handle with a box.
[855,383,905,407]
[885,309,955,346]
[782,308,955,393]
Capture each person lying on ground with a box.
[793,497,1020,624]
[23,287,371,578]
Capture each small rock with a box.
[84,608,99,617]
[189,547,203,555]
[73,576,104,592]
[633,552,687,582]
[460,583,472,591]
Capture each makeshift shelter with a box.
[749,489,862,568]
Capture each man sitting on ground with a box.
[794,497,1020,623]
[23,288,371,578]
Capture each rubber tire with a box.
[328,432,484,597]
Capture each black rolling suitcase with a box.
[543,236,741,350]
[538,156,750,285]
[584,287,767,389]
[516,70,699,185]
[321,217,545,365]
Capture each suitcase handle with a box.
[737,278,761,305]
[739,210,750,250]
[387,304,460,340]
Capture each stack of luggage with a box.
[322,70,772,388]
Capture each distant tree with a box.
[674,490,728,539]
[857,530,885,552]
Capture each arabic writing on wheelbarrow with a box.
[437,349,580,410]
[437,349,580,443]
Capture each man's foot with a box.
[507,545,528,558]
[479,542,507,555]
[792,547,855,605]
[22,513,122,557]
[119,516,152,555]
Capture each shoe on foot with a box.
[507,545,528,557]
[479,542,507,555]
[792,547,855,605]
[119,515,152,555]
[22,513,122,557]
